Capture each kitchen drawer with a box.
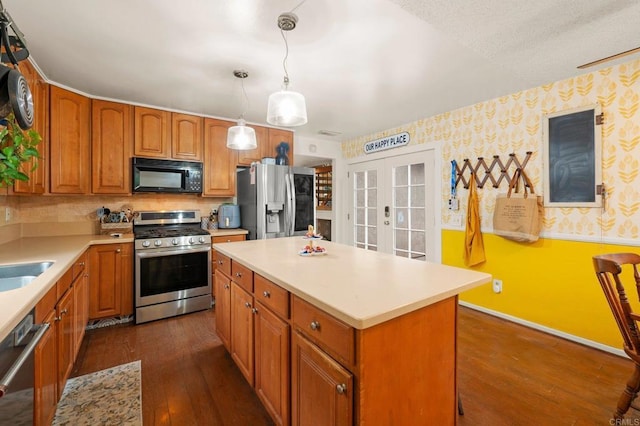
[254,274,289,319]
[216,252,231,277]
[57,268,74,301]
[292,296,355,367]
[36,284,58,323]
[212,234,245,244]
[231,261,253,293]
[72,251,87,281]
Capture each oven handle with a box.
[0,322,49,398]
[136,245,211,259]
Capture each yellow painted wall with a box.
[442,230,631,348]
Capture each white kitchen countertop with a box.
[0,234,134,342]
[213,237,491,329]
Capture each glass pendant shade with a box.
[226,119,257,150]
[266,89,308,127]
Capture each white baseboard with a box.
[459,301,628,359]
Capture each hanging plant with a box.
[0,112,41,187]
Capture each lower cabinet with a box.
[230,282,254,385]
[291,331,353,426]
[254,301,290,426]
[88,243,133,319]
[34,309,58,426]
[35,249,88,425]
[214,270,231,350]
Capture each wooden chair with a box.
[593,253,640,419]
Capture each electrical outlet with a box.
[451,214,462,227]
[493,279,503,294]
[5,207,10,223]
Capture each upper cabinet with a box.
[134,107,203,162]
[133,106,171,159]
[203,118,236,197]
[49,86,91,194]
[172,113,203,161]
[267,128,294,166]
[91,100,133,194]
[236,125,268,167]
[13,60,48,195]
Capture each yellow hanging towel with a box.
[464,173,486,266]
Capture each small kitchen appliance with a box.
[133,210,211,324]
[218,204,240,229]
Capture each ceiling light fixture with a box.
[266,11,307,127]
[227,69,257,150]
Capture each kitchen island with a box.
[213,237,491,425]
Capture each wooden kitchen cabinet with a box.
[214,269,231,351]
[231,281,255,385]
[203,118,237,196]
[56,286,74,399]
[49,86,91,194]
[91,100,133,194]
[134,106,171,158]
[292,330,353,426]
[236,124,268,166]
[34,309,57,426]
[267,128,294,166]
[254,300,290,426]
[13,60,48,195]
[172,112,203,161]
[88,243,132,319]
[72,251,88,357]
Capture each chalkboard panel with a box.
[543,104,602,207]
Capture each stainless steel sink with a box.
[0,261,54,292]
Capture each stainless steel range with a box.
[133,210,211,324]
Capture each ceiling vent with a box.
[317,130,342,137]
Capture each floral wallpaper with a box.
[342,59,640,240]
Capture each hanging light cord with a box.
[290,0,307,12]
[280,28,290,88]
[240,74,250,120]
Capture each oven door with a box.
[135,245,211,308]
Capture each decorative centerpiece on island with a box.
[299,225,326,255]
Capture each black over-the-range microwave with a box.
[132,157,203,194]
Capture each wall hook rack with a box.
[454,151,533,189]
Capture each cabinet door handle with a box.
[116,249,121,253]
[244,302,251,308]
[218,260,224,265]
[263,291,270,298]
[223,284,230,290]
[251,307,258,315]
[336,384,347,394]
[310,321,320,331]
[79,262,85,266]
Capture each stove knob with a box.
[142,240,151,248]
[198,237,206,244]
[171,238,179,246]
[188,237,195,245]
[154,240,162,247]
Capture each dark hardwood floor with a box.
[74,306,640,425]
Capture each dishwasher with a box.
[0,309,49,425]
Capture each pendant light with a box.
[266,12,307,127]
[227,69,257,150]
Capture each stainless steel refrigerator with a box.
[237,164,315,240]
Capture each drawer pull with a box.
[235,272,243,278]
[263,290,271,298]
[244,302,251,308]
[310,320,320,331]
[116,249,121,253]
[336,384,347,395]
[218,260,224,265]
[251,307,258,315]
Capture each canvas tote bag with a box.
[492,169,543,242]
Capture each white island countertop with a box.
[0,234,134,342]
[213,237,491,329]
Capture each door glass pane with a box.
[353,170,378,250]
[392,162,427,261]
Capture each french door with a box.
[348,150,438,262]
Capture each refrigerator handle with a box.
[289,172,296,236]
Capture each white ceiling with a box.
[4,0,640,142]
